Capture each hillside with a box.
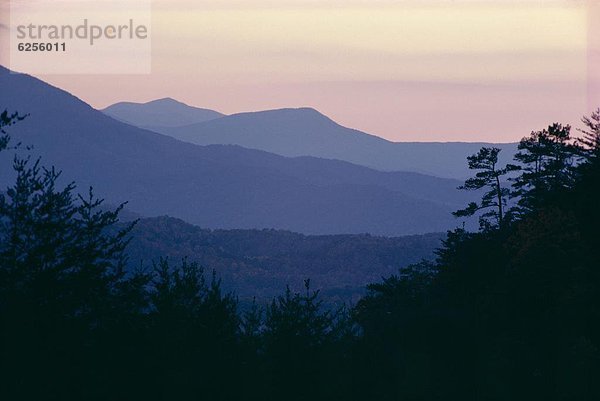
[123,216,445,300]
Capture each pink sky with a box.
[1,0,598,142]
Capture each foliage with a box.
[0,110,27,152]
[453,147,519,229]
[511,123,580,213]
[122,216,444,301]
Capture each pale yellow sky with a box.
[151,1,585,82]
[1,0,598,141]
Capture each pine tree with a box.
[578,108,600,159]
[0,110,27,152]
[511,123,580,213]
[264,280,344,400]
[453,147,519,229]
[148,259,240,400]
[0,109,145,400]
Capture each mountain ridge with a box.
[123,215,445,299]
[1,66,471,236]
[106,98,518,179]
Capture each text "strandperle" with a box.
[16,19,148,46]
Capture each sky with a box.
[1,0,599,142]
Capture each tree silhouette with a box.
[0,110,148,400]
[511,123,580,213]
[148,259,241,400]
[453,147,518,229]
[0,110,27,152]
[263,280,351,400]
[578,109,600,159]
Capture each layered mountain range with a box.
[104,99,517,179]
[1,66,483,236]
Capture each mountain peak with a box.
[147,97,187,106]
[268,107,324,115]
[102,97,224,127]
[290,106,321,114]
[290,107,330,119]
[236,107,333,124]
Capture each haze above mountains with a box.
[1,66,485,236]
[103,99,518,180]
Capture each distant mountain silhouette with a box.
[112,104,518,179]
[102,98,224,128]
[1,65,473,235]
